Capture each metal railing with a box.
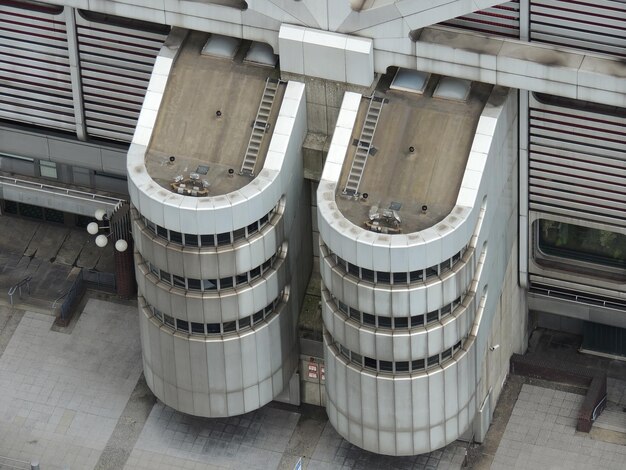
[0,174,124,207]
[7,276,32,305]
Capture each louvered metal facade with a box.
[528,93,626,227]
[76,12,168,142]
[0,2,75,133]
[0,2,168,142]
[529,0,626,58]
[440,0,520,38]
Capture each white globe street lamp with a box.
[87,222,100,235]
[115,239,128,252]
[95,234,108,248]
[95,208,107,221]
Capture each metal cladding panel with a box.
[440,1,520,38]
[528,93,626,226]
[530,0,626,58]
[76,12,168,142]
[0,4,75,132]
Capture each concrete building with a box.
[0,0,624,457]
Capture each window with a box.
[250,266,261,279]
[207,323,220,334]
[238,316,251,328]
[396,361,409,372]
[376,271,390,284]
[184,234,199,246]
[157,225,168,238]
[260,214,269,226]
[362,313,376,326]
[378,316,392,328]
[233,227,246,242]
[164,315,175,328]
[160,270,171,285]
[349,309,360,321]
[364,356,377,370]
[217,232,231,245]
[379,360,393,372]
[441,348,452,360]
[187,278,201,290]
[537,220,626,271]
[191,322,205,334]
[351,352,362,365]
[39,160,57,179]
[200,234,214,247]
[427,310,439,323]
[410,270,423,282]
[411,359,424,371]
[411,314,424,327]
[425,266,438,278]
[348,263,359,276]
[394,317,408,328]
[220,277,233,289]
[253,310,263,323]
[223,321,236,332]
[427,355,440,367]
[176,319,189,332]
[173,275,186,288]
[169,231,183,244]
[393,272,407,284]
[203,279,217,290]
[236,274,248,285]
[362,268,375,282]
[247,221,259,235]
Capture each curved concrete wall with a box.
[324,330,478,456]
[139,296,297,417]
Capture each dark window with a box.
[362,268,375,282]
[184,234,198,246]
[239,316,251,329]
[364,356,377,370]
[340,345,350,358]
[396,361,409,372]
[223,321,236,332]
[379,360,393,372]
[427,311,439,323]
[262,258,272,271]
[337,301,348,313]
[250,266,261,279]
[173,275,186,288]
[439,261,450,273]
[176,319,189,332]
[441,348,452,360]
[411,359,425,371]
[441,304,452,316]
[157,225,168,238]
[247,221,259,235]
[203,279,217,290]
[411,314,424,327]
[220,277,233,289]
[217,232,231,246]
[393,272,407,284]
[362,312,376,326]
[200,234,214,247]
[207,323,220,334]
[410,269,423,282]
[377,271,390,284]
[260,213,269,226]
[378,316,392,328]
[351,352,362,365]
[169,231,183,244]
[160,270,171,285]
[187,278,201,290]
[452,251,461,263]
[454,340,462,350]
[349,308,360,321]
[425,266,438,278]
[236,274,248,285]
[164,315,175,327]
[394,317,408,328]
[427,355,440,367]
[146,219,156,232]
[264,304,273,315]
[348,263,359,276]
[191,322,205,334]
[253,310,263,323]
[233,227,246,242]
[149,264,159,277]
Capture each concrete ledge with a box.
[510,353,607,433]
[388,27,626,108]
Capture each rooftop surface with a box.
[146,31,284,196]
[336,75,492,234]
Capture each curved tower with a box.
[318,73,518,455]
[128,30,310,417]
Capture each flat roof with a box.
[336,75,492,234]
[145,31,284,196]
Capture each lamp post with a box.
[86,203,134,298]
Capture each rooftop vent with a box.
[433,77,472,102]
[366,205,402,234]
[202,34,240,59]
[390,69,429,94]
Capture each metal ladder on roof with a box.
[343,95,384,196]
[240,77,281,176]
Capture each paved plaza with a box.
[491,384,626,470]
